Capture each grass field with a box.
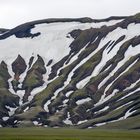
[0,127,140,140]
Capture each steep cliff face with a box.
[0,14,140,129]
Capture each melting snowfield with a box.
[0,20,123,105]
[0,17,140,128]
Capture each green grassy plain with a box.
[0,127,140,140]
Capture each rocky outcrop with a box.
[22,55,46,102]
[11,55,27,92]
[0,61,19,124]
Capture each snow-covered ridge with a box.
[0,20,123,103]
[0,15,140,128]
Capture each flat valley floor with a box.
[0,128,140,140]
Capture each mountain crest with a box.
[0,14,140,129]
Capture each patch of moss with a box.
[96,115,140,129]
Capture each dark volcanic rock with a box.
[12,55,27,76]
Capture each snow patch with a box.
[95,89,118,107]
[44,100,51,112]
[119,88,140,101]
[2,117,9,121]
[63,112,72,125]
[76,97,92,105]
[5,105,17,116]
[65,91,73,97]
[115,101,133,111]
[23,106,29,112]
[77,120,88,125]
[95,122,106,126]
[33,121,42,126]
[94,106,109,114]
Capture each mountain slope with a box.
[0,14,140,129]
